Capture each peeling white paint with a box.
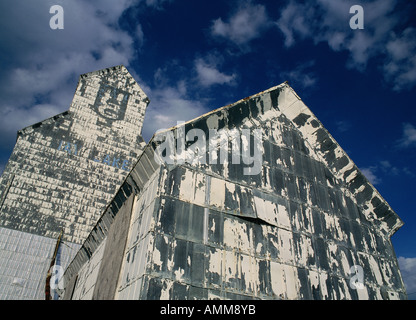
[270,261,285,298]
[153,247,162,267]
[319,272,329,299]
[224,250,239,284]
[277,204,291,229]
[61,79,406,301]
[209,177,225,209]
[284,264,298,300]
[160,280,174,300]
[241,254,259,295]
[210,217,216,233]
[174,268,185,281]
[253,196,278,227]
[356,285,369,300]
[368,254,383,286]
[208,248,223,288]
[278,229,294,263]
[309,270,320,297]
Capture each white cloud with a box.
[140,62,211,141]
[276,0,398,66]
[141,52,236,141]
[0,104,65,136]
[276,0,416,89]
[275,0,314,48]
[141,84,210,142]
[280,60,318,89]
[361,166,381,185]
[194,58,236,87]
[360,158,412,185]
[398,123,416,148]
[384,28,416,91]
[398,256,416,296]
[0,0,178,153]
[211,1,271,50]
[379,160,399,176]
[135,23,145,45]
[0,0,140,149]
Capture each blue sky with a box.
[0,0,415,297]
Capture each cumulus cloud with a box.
[194,55,236,87]
[398,123,416,148]
[138,61,213,141]
[361,166,381,185]
[0,0,141,152]
[398,256,416,296]
[360,158,413,185]
[141,84,210,141]
[211,1,271,50]
[276,0,318,48]
[384,28,416,91]
[0,0,231,154]
[280,60,318,90]
[275,0,416,90]
[379,160,400,176]
[0,0,177,155]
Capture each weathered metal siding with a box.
[92,194,135,300]
[0,65,148,299]
[61,144,160,300]
[70,238,107,300]
[63,82,406,300]
[116,169,161,299]
[131,83,405,299]
[0,228,80,300]
[122,167,403,299]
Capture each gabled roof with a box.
[276,83,403,236]
[17,110,72,139]
[78,65,149,101]
[63,81,403,287]
[16,65,148,138]
[150,82,403,236]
